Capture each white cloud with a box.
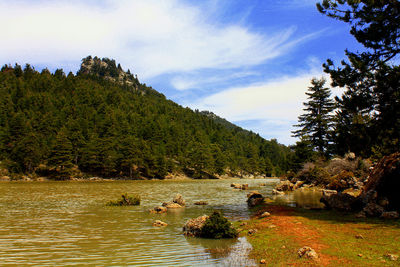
[186,68,340,145]
[0,0,303,78]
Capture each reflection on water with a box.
[0,179,324,265]
[272,188,325,209]
[0,179,277,266]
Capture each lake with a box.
[0,179,322,266]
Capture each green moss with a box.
[107,193,140,206]
[200,211,238,239]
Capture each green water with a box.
[0,179,280,266]
[0,179,323,266]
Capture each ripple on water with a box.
[0,179,279,266]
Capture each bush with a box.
[327,170,356,191]
[107,193,140,206]
[200,211,238,239]
[297,166,330,186]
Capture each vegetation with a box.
[0,56,292,179]
[317,0,400,158]
[242,205,400,266]
[293,77,335,156]
[200,211,238,239]
[107,193,141,206]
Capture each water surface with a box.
[0,179,283,266]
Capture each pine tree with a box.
[317,0,400,156]
[48,130,74,179]
[293,78,335,155]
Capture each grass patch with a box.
[107,193,140,206]
[241,206,400,266]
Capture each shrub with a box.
[297,166,330,186]
[200,211,238,239]
[107,193,140,206]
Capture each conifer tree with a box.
[293,78,335,155]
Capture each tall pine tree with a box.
[293,78,335,156]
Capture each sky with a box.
[0,0,362,145]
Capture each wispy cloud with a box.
[186,63,338,144]
[0,0,322,79]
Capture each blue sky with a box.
[0,0,361,145]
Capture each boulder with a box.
[321,189,338,197]
[297,246,318,260]
[380,211,399,219]
[293,181,305,190]
[194,201,208,205]
[272,189,285,195]
[360,152,400,213]
[385,254,399,261]
[162,202,183,209]
[275,180,294,192]
[183,215,209,237]
[149,206,167,214]
[363,202,384,217]
[320,192,361,212]
[247,191,264,207]
[259,211,271,218]
[231,183,241,189]
[153,220,168,227]
[241,184,249,190]
[173,193,185,206]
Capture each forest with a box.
[0,56,292,180]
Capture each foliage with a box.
[107,193,140,206]
[200,211,238,239]
[297,166,331,186]
[317,0,400,157]
[0,58,293,179]
[292,78,335,156]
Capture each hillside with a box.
[0,57,292,180]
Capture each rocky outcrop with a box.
[320,153,400,218]
[320,192,361,212]
[247,191,264,207]
[297,246,318,260]
[359,152,400,215]
[183,215,209,237]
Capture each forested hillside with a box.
[0,56,291,180]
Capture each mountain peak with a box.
[78,56,139,86]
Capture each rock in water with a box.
[183,215,209,237]
[162,202,183,209]
[194,201,208,205]
[247,191,264,207]
[153,220,168,227]
[173,194,185,206]
[297,246,319,260]
[149,206,167,214]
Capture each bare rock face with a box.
[297,246,318,260]
[247,191,264,207]
[183,215,209,237]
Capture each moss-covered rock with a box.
[107,193,140,206]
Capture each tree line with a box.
[0,58,292,179]
[292,0,399,169]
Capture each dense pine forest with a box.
[0,56,291,180]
